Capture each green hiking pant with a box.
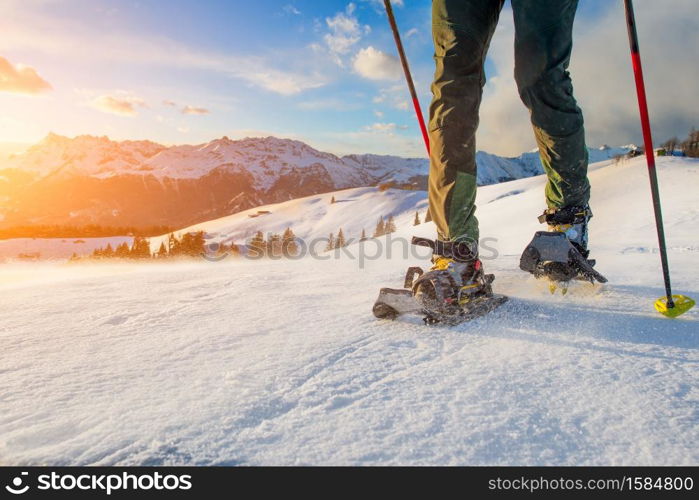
[428,0,590,243]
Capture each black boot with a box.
[538,205,592,257]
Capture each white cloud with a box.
[365,122,397,132]
[297,98,361,111]
[323,3,370,66]
[226,129,306,143]
[0,7,328,96]
[283,4,301,16]
[570,0,699,148]
[181,105,209,115]
[362,0,404,14]
[89,93,146,117]
[246,68,326,95]
[476,14,534,156]
[476,0,699,155]
[320,128,424,157]
[353,46,402,81]
[0,56,52,95]
[373,84,409,110]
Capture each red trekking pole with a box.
[383,0,430,155]
[623,0,694,317]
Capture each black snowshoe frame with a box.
[519,231,607,284]
[373,237,508,325]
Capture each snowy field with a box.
[1,156,697,465]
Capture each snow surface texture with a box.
[1,156,697,465]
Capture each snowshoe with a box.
[373,237,508,325]
[520,206,607,290]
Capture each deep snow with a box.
[1,155,697,465]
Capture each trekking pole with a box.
[383,0,430,154]
[623,0,694,317]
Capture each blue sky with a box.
[0,0,696,156]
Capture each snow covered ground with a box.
[1,156,697,465]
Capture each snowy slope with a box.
[147,187,429,252]
[148,152,650,254]
[0,156,697,465]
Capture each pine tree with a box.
[330,195,336,204]
[325,232,334,252]
[373,217,385,237]
[282,227,298,256]
[115,242,130,258]
[682,127,699,157]
[385,215,397,234]
[130,236,151,259]
[168,233,179,255]
[335,228,346,248]
[180,233,193,256]
[413,211,421,226]
[662,136,679,156]
[267,233,282,257]
[249,231,266,258]
[178,231,205,257]
[157,242,168,258]
[360,228,367,241]
[103,243,115,258]
[192,231,206,256]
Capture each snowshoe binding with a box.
[519,205,607,291]
[373,237,508,325]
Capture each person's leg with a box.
[512,0,590,210]
[429,0,504,248]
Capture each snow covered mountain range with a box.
[0,133,631,230]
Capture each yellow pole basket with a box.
[654,295,695,318]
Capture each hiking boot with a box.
[538,205,592,257]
